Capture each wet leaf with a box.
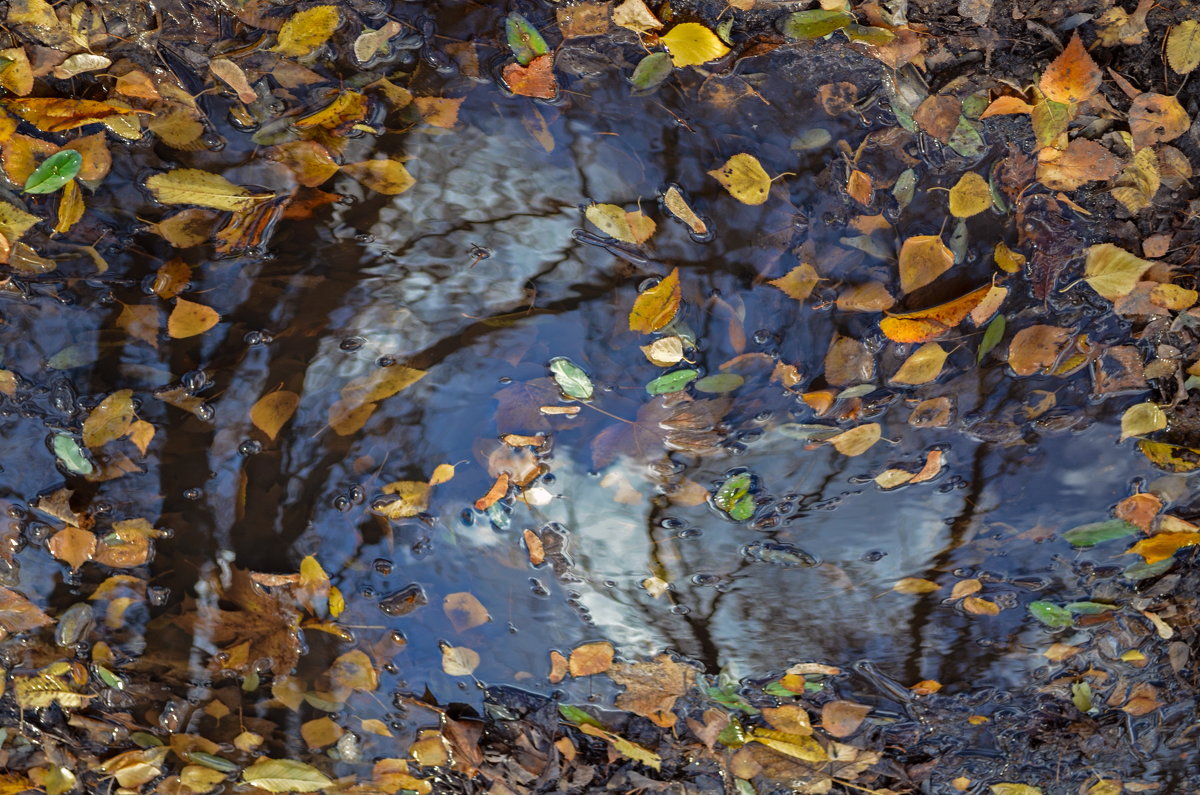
[708,153,771,205]
[474,473,509,510]
[715,473,754,520]
[613,0,661,33]
[880,284,992,343]
[978,314,1006,362]
[251,391,300,441]
[629,267,680,332]
[748,728,828,762]
[569,641,614,676]
[354,21,403,64]
[146,169,265,212]
[506,12,549,66]
[503,55,557,99]
[1036,138,1121,191]
[1120,402,1166,441]
[660,22,730,68]
[579,723,662,769]
[1168,20,1200,74]
[898,235,954,293]
[781,10,854,39]
[991,785,1044,795]
[271,5,340,58]
[828,423,881,456]
[641,336,685,366]
[646,369,698,395]
[948,172,991,217]
[1084,244,1153,301]
[82,389,135,448]
[893,577,940,594]
[1139,439,1200,472]
[837,281,894,312]
[1129,93,1189,150]
[53,433,93,475]
[963,596,1000,615]
[586,203,654,245]
[1008,325,1071,376]
[1040,32,1101,104]
[824,334,874,385]
[3,97,137,132]
[24,149,81,194]
[168,299,220,339]
[694,373,744,393]
[548,357,593,400]
[1028,601,1073,628]
[443,592,489,632]
[821,700,871,738]
[441,645,481,676]
[47,526,95,570]
[240,758,331,793]
[890,343,948,385]
[1063,519,1138,546]
[769,263,820,301]
[341,159,415,195]
[631,52,673,91]
[1126,532,1200,564]
[377,481,429,518]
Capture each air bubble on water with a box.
[184,488,203,500]
[861,550,886,562]
[354,233,375,244]
[376,355,396,368]
[333,495,352,512]
[390,630,407,646]
[373,558,393,575]
[238,440,262,456]
[497,375,512,384]
[670,604,691,615]
[340,336,366,351]
[529,578,550,597]
[194,404,215,422]
[181,370,207,392]
[349,485,365,504]
[244,331,265,345]
[678,528,702,538]
[753,329,771,345]
[148,586,170,606]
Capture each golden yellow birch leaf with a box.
[83,389,135,448]
[128,420,154,455]
[748,728,828,762]
[414,96,465,128]
[1168,20,1200,74]
[168,298,220,339]
[948,172,991,217]
[613,0,662,33]
[329,648,378,693]
[890,343,948,385]
[629,267,680,333]
[708,153,771,205]
[1120,402,1166,441]
[663,186,707,235]
[875,468,915,488]
[837,281,895,312]
[441,645,480,676]
[1084,243,1153,301]
[893,577,940,594]
[48,526,96,569]
[250,391,300,441]
[377,480,428,518]
[240,758,332,793]
[115,69,160,100]
[8,0,58,29]
[1040,32,1101,104]
[828,423,881,456]
[0,199,40,243]
[0,48,33,96]
[878,285,993,344]
[146,169,264,212]
[341,159,415,195]
[1127,532,1200,564]
[659,22,730,67]
[963,597,1000,615]
[968,284,1008,326]
[1150,283,1197,310]
[847,169,872,205]
[429,463,456,485]
[54,179,84,234]
[1111,146,1160,213]
[272,5,341,57]
[994,242,1026,273]
[585,203,654,244]
[53,53,110,79]
[568,641,614,676]
[769,263,820,301]
[898,234,953,294]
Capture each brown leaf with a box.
[898,235,954,294]
[548,650,568,683]
[913,95,961,143]
[824,335,874,386]
[1129,93,1190,150]
[1040,32,1102,104]
[443,592,490,632]
[610,654,695,727]
[0,586,52,636]
[568,641,614,677]
[1008,325,1072,376]
[48,526,96,570]
[1036,138,1121,190]
[502,55,557,99]
[769,263,820,302]
[821,700,871,738]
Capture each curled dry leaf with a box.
[251,391,300,441]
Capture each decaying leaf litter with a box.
[0,0,1198,792]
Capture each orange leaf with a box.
[1126,532,1200,564]
[1007,325,1072,376]
[629,267,681,333]
[1129,92,1190,150]
[1040,32,1102,104]
[821,700,871,738]
[980,95,1033,118]
[474,473,510,511]
[3,97,140,132]
[879,284,992,343]
[48,526,96,569]
[502,55,557,99]
[568,641,614,676]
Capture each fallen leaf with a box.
[48,526,96,570]
[272,5,340,57]
[168,299,220,339]
[824,335,874,385]
[1008,325,1072,376]
[82,389,135,448]
[1084,243,1153,301]
[769,263,820,301]
[1168,20,1200,74]
[990,784,1044,795]
[251,391,300,441]
[587,203,655,245]
[268,141,340,188]
[708,153,771,205]
[641,336,685,366]
[828,423,881,456]
[890,343,948,385]
[610,655,695,727]
[1129,93,1190,150]
[443,592,489,632]
[1120,402,1166,441]
[981,95,1034,118]
[568,641,614,676]
[1040,32,1101,104]
[3,97,138,132]
[354,21,403,63]
[241,758,331,793]
[913,95,961,143]
[821,700,871,738]
[502,55,557,99]
[474,473,509,510]
[341,159,415,195]
[146,169,266,212]
[898,235,953,294]
[1037,138,1121,190]
[1127,532,1200,564]
[629,268,680,333]
[894,577,940,593]
[962,596,1000,615]
[837,281,894,312]
[847,169,873,205]
[662,186,707,236]
[441,645,481,676]
[948,172,991,217]
[660,22,729,67]
[613,0,661,33]
[880,284,992,343]
[210,59,257,104]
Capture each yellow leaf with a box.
[240,758,331,793]
[1120,402,1166,441]
[0,48,33,96]
[1130,93,1190,150]
[893,577,940,594]
[1168,20,1200,74]
[82,389,135,448]
[377,480,429,518]
[1150,283,1197,310]
[146,169,266,212]
[990,785,1043,795]
[429,463,456,485]
[708,153,771,205]
[568,641,614,676]
[890,343,948,385]
[659,22,730,67]
[48,526,96,569]
[1040,32,1101,104]
[330,649,378,693]
[128,420,155,456]
[629,267,681,333]
[880,284,993,343]
[54,178,84,234]
[1126,532,1200,564]
[585,203,656,244]
[769,263,820,301]
[1084,243,1153,301]
[210,58,258,104]
[1008,325,1072,376]
[828,423,881,456]
[0,199,41,244]
[250,391,300,441]
[948,172,991,217]
[837,281,894,312]
[341,159,415,195]
[994,242,1026,273]
[441,644,480,675]
[272,5,340,57]
[962,596,1000,615]
[168,298,220,339]
[3,97,138,132]
[662,186,706,236]
[578,723,662,769]
[748,728,828,762]
[898,234,953,293]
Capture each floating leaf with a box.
[890,343,948,385]
[660,22,730,68]
[272,5,340,58]
[502,55,557,99]
[646,369,698,395]
[82,389,135,449]
[1063,519,1138,547]
[629,268,681,333]
[251,391,300,441]
[893,578,940,594]
[978,314,1006,362]
[506,12,549,66]
[24,150,81,194]
[948,172,991,217]
[1028,601,1073,628]
[441,645,481,676]
[828,423,881,456]
[708,153,771,205]
[748,728,828,762]
[715,473,754,520]
[1084,244,1153,301]
[210,59,258,104]
[1008,325,1071,376]
[3,97,137,132]
[837,281,894,312]
[1120,402,1166,441]
[781,9,854,39]
[631,52,673,91]
[168,299,220,339]
[568,641,614,676]
[341,159,415,195]
[880,284,992,343]
[548,357,593,400]
[613,0,662,33]
[1040,32,1101,104]
[1139,439,1200,472]
[586,203,655,245]
[443,592,490,632]
[240,758,331,793]
[769,263,820,302]
[146,169,264,212]
[1126,532,1200,564]
[991,783,1044,795]
[53,433,93,475]
[898,235,953,294]
[1168,20,1200,74]
[694,373,744,393]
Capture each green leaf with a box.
[646,368,698,395]
[1065,601,1117,614]
[1028,601,1073,628]
[184,752,240,773]
[630,52,673,92]
[548,357,593,400]
[506,12,548,66]
[715,473,752,517]
[780,10,854,39]
[1123,556,1174,580]
[558,703,604,728]
[240,758,332,793]
[893,168,916,210]
[718,716,747,747]
[694,373,744,393]
[52,433,94,475]
[1062,519,1138,547]
[1071,681,1093,713]
[843,24,894,45]
[24,150,82,194]
[978,315,1005,362]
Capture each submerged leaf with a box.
[898,235,953,294]
[1028,601,1073,628]
[1120,402,1166,441]
[251,391,300,441]
[646,369,698,395]
[272,5,340,58]
[1063,519,1138,547]
[890,343,948,385]
[146,169,264,212]
[241,758,331,793]
[548,357,593,400]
